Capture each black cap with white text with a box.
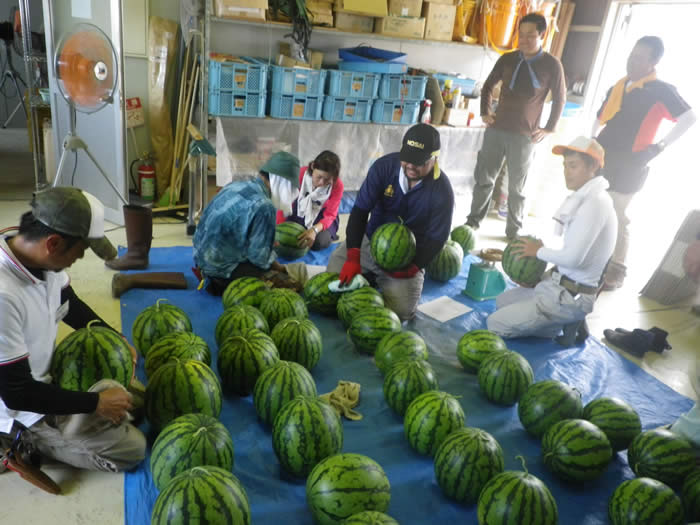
[400,123,441,166]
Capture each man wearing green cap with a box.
[193,151,302,294]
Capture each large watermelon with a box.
[215,304,269,347]
[627,428,695,486]
[276,222,309,260]
[502,235,547,287]
[374,330,428,374]
[222,276,269,309]
[270,317,322,370]
[51,320,133,391]
[450,225,476,253]
[404,390,465,456]
[132,299,192,356]
[337,287,385,328]
[456,330,507,373]
[478,350,534,405]
[259,288,308,329]
[383,359,439,416]
[342,511,399,525]
[272,395,343,478]
[542,419,613,482]
[609,477,683,525]
[151,466,250,525]
[348,306,402,355]
[253,360,317,425]
[304,271,341,315]
[145,358,222,431]
[682,469,700,522]
[144,331,211,379]
[150,413,234,491]
[306,453,391,525]
[518,380,583,437]
[434,427,504,504]
[426,240,463,282]
[370,222,416,272]
[217,328,280,396]
[582,397,642,451]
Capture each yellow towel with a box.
[598,72,657,124]
[320,380,363,421]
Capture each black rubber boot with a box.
[105,205,152,270]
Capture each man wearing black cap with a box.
[327,124,454,321]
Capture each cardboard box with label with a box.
[374,16,426,39]
[335,11,375,33]
[214,0,268,20]
[422,2,457,41]
[335,0,388,17]
[388,0,422,17]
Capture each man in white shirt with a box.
[487,137,617,339]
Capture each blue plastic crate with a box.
[338,46,407,63]
[269,93,324,120]
[379,75,428,101]
[327,70,381,98]
[338,60,408,75]
[209,60,268,93]
[371,99,420,125]
[270,66,327,96]
[208,91,266,117]
[322,97,373,123]
[433,73,477,96]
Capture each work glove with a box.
[388,264,420,279]
[339,248,362,285]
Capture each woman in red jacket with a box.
[276,150,343,251]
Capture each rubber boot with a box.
[105,205,152,270]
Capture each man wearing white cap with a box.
[487,137,617,340]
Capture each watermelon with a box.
[132,299,192,356]
[374,330,428,374]
[582,397,642,451]
[456,330,507,373]
[434,427,504,504]
[150,413,234,491]
[518,380,583,437]
[215,304,269,347]
[502,235,547,287]
[609,477,683,525]
[337,287,385,328]
[270,317,322,370]
[348,306,402,355]
[276,222,310,260]
[253,360,317,425]
[144,331,211,379]
[426,240,463,282]
[682,469,700,522]
[259,288,308,329]
[451,225,476,253]
[222,276,269,309]
[370,222,416,272]
[404,390,465,456]
[383,359,439,416]
[627,428,695,486]
[272,395,343,477]
[50,320,133,391]
[342,511,399,525]
[542,419,613,482]
[151,466,250,525]
[145,358,222,431]
[217,328,280,396]
[478,350,534,405]
[306,453,391,525]
[304,271,341,315]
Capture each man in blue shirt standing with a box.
[327,124,454,320]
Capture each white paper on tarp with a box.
[417,296,472,323]
[661,241,689,279]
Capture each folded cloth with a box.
[328,275,369,293]
[319,380,363,421]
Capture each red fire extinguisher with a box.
[137,158,156,202]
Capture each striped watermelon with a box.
[627,428,695,486]
[451,225,476,253]
[337,287,385,328]
[404,391,465,456]
[222,276,269,309]
[434,427,504,504]
[151,466,250,525]
[217,328,280,396]
[144,332,211,379]
[582,397,642,451]
[259,288,308,329]
[426,240,463,282]
[272,395,343,477]
[456,330,507,373]
[304,271,341,315]
[276,222,309,260]
[502,236,547,287]
[348,306,402,355]
[253,360,317,425]
[342,511,399,525]
[306,453,391,525]
[374,330,428,374]
[610,477,683,525]
[478,351,534,405]
[682,469,700,522]
[370,222,416,272]
[50,320,132,391]
[150,413,234,491]
[145,358,222,431]
[383,359,439,416]
[518,380,583,437]
[270,317,322,370]
[215,304,269,347]
[132,299,192,357]
[542,419,613,482]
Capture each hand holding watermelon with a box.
[387,264,420,279]
[510,237,544,258]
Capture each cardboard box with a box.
[335,11,375,33]
[424,0,456,4]
[307,0,334,11]
[277,47,324,70]
[309,11,334,26]
[374,15,426,39]
[388,0,422,18]
[335,0,388,17]
[422,2,457,41]
[214,0,268,19]
[442,108,470,126]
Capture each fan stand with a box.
[0,40,27,128]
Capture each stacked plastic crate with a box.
[268,66,327,120]
[208,59,268,118]
[322,70,381,123]
[372,74,428,125]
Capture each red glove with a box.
[339,248,362,285]
[388,264,420,279]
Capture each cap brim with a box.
[400,146,431,166]
[552,145,604,168]
[88,237,117,261]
